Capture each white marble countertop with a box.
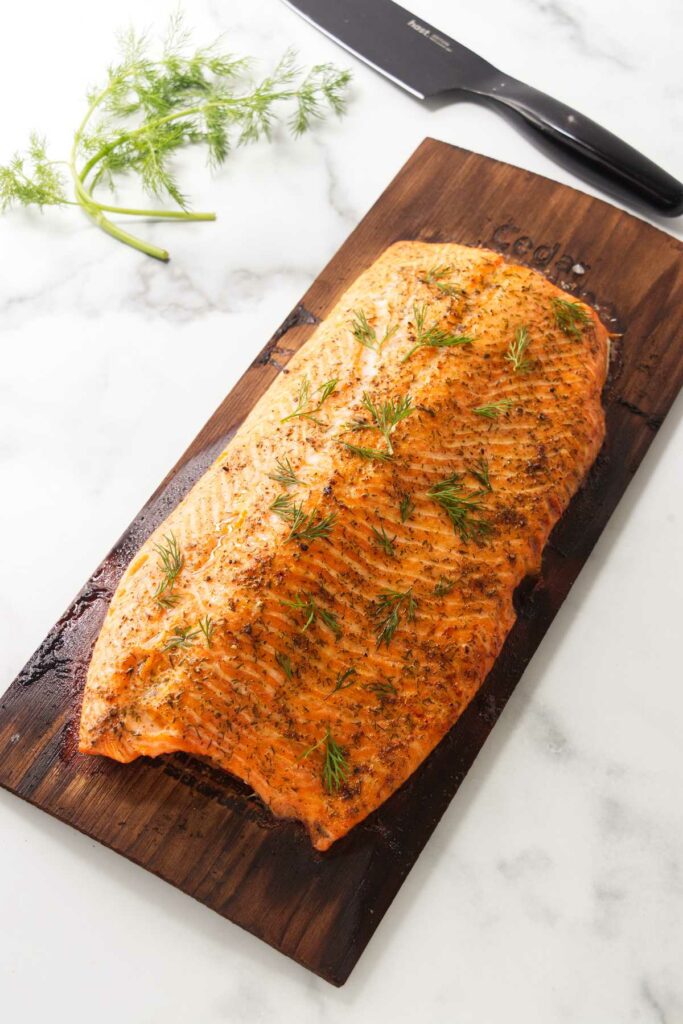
[1,0,682,1020]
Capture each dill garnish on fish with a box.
[552,297,592,339]
[269,493,336,542]
[427,473,492,542]
[153,533,183,608]
[402,303,472,362]
[300,727,349,794]
[472,399,514,420]
[419,263,462,298]
[268,457,300,488]
[373,588,416,647]
[281,377,338,425]
[280,594,341,636]
[348,309,398,352]
[505,325,533,373]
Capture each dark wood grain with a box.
[1,140,682,986]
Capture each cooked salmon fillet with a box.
[79,242,608,850]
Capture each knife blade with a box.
[281,0,494,99]
[281,0,683,217]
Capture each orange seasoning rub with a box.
[79,242,608,850]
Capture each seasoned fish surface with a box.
[80,242,608,850]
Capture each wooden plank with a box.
[1,140,682,986]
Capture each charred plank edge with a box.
[252,303,320,368]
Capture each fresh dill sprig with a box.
[427,473,492,542]
[434,576,456,596]
[419,263,462,298]
[367,680,397,698]
[318,607,341,636]
[322,731,349,793]
[348,309,398,352]
[268,456,300,488]
[276,651,294,680]
[280,593,316,630]
[360,392,413,455]
[198,614,214,647]
[399,493,415,522]
[291,510,336,542]
[270,492,296,517]
[505,325,533,374]
[373,587,416,647]
[316,379,338,404]
[344,415,371,434]
[162,624,199,652]
[0,16,351,260]
[472,399,514,420]
[280,593,341,636]
[281,376,337,424]
[342,442,393,462]
[284,378,310,422]
[371,521,397,557]
[300,726,349,794]
[0,134,68,211]
[153,532,184,607]
[269,493,336,542]
[469,456,492,492]
[402,303,473,362]
[552,297,592,339]
[341,393,412,458]
[327,667,357,696]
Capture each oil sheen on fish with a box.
[79,242,609,850]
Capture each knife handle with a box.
[479,75,683,216]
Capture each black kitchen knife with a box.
[281,0,683,217]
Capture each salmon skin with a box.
[79,242,608,851]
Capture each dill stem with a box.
[68,84,172,260]
[89,207,171,260]
[401,345,419,363]
[68,89,298,258]
[91,204,216,220]
[73,169,172,261]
